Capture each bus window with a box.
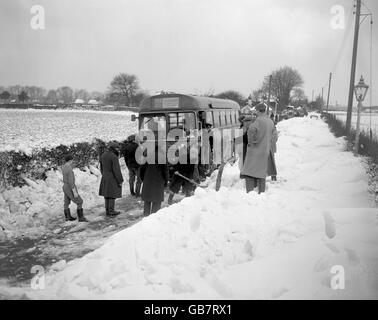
[220,111,226,126]
[206,111,213,126]
[141,115,166,132]
[178,113,184,128]
[232,111,236,124]
[184,113,195,130]
[168,113,178,129]
[213,111,220,127]
[168,112,195,131]
[226,110,232,124]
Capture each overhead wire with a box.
[361,1,373,138]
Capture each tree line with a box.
[0,85,105,105]
[0,66,312,111]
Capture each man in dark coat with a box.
[99,141,124,216]
[239,112,256,166]
[121,134,142,197]
[140,145,169,216]
[167,146,196,205]
[240,103,277,194]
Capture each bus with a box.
[131,92,242,168]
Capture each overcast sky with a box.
[0,0,377,105]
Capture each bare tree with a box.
[18,90,29,103]
[109,73,140,107]
[309,95,324,111]
[45,89,58,104]
[133,90,150,107]
[74,89,89,102]
[261,66,304,110]
[251,88,265,102]
[89,91,105,102]
[7,85,22,99]
[290,87,306,102]
[0,90,11,101]
[215,90,246,106]
[56,86,74,104]
[25,86,46,102]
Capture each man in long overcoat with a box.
[241,103,277,193]
[99,141,124,216]
[140,145,169,216]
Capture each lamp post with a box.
[353,76,369,154]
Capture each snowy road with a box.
[1,116,378,299]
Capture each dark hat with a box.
[64,153,73,162]
[238,115,246,122]
[127,134,136,142]
[256,102,267,112]
[109,141,120,149]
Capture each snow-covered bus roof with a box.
[139,93,240,112]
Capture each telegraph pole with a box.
[346,0,361,135]
[267,75,272,115]
[326,72,332,112]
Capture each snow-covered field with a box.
[0,109,137,154]
[1,116,378,299]
[331,111,378,137]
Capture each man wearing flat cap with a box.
[240,102,277,194]
[99,141,124,216]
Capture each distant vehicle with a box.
[294,106,308,117]
[281,106,295,120]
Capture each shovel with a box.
[174,171,207,188]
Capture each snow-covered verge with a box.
[0,164,129,239]
[2,116,378,299]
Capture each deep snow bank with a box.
[0,164,129,239]
[10,117,378,299]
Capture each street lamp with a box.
[353,76,369,154]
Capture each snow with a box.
[2,116,378,299]
[0,109,137,154]
[0,164,129,239]
[331,111,378,138]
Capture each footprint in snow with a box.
[325,242,340,253]
[344,247,360,265]
[323,211,336,239]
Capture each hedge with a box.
[323,112,378,164]
[0,138,113,189]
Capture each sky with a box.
[0,0,377,106]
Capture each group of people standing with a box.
[239,102,278,194]
[60,101,278,222]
